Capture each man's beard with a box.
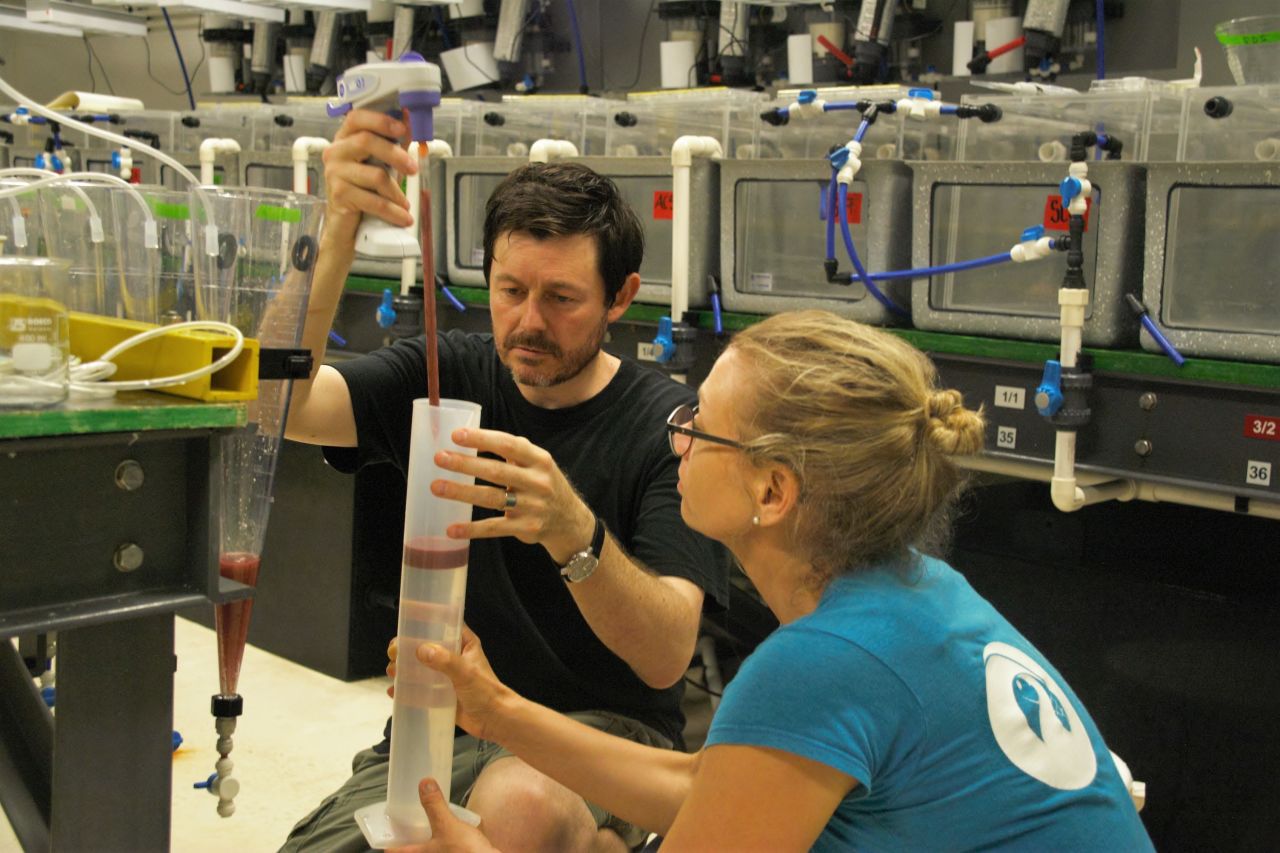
[500,317,608,388]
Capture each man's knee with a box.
[467,758,598,851]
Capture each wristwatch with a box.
[560,515,606,584]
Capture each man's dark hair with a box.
[483,161,645,307]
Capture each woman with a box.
[393,310,1152,851]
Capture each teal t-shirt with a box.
[704,556,1152,851]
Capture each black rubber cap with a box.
[1204,96,1233,119]
[211,693,243,718]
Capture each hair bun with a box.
[924,389,985,456]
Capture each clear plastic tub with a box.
[755,85,911,161]
[0,256,70,408]
[38,181,157,318]
[1178,85,1280,162]
[1216,15,1280,86]
[1141,162,1280,362]
[718,158,913,324]
[474,95,611,157]
[608,88,761,158]
[956,87,1183,162]
[138,185,200,323]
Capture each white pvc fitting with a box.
[199,138,241,186]
[1254,138,1280,161]
[528,138,579,163]
[291,136,330,195]
[1038,139,1068,162]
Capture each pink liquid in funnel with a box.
[216,551,261,695]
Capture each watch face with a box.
[562,552,599,583]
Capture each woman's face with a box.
[677,349,758,543]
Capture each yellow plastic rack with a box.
[69,312,259,402]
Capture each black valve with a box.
[1204,96,1233,119]
[483,112,505,127]
[613,111,638,127]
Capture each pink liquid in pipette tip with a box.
[216,551,261,696]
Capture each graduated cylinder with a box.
[386,397,482,837]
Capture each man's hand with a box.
[386,779,495,853]
[321,108,419,247]
[387,626,515,743]
[431,427,597,565]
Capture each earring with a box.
[752,515,760,526]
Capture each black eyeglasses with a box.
[666,403,747,458]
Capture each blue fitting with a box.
[34,153,46,170]
[172,730,184,752]
[50,154,63,173]
[111,151,122,169]
[1021,224,1046,243]
[908,87,935,100]
[41,686,55,708]
[797,89,817,105]
[1059,176,1082,208]
[827,147,850,169]
[653,316,676,364]
[194,773,217,791]
[1035,360,1065,416]
[376,288,396,329]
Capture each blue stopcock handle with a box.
[1035,360,1064,416]
[111,151,122,170]
[376,288,396,328]
[1060,176,1083,209]
[797,90,817,105]
[908,87,935,100]
[194,773,217,790]
[653,316,676,364]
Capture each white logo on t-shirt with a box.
[983,642,1097,790]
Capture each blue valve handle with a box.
[1035,360,1065,416]
[653,316,676,364]
[376,288,396,329]
[194,773,217,790]
[1060,176,1082,209]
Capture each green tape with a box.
[254,204,302,223]
[149,200,190,220]
[1217,30,1280,46]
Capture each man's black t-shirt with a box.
[325,330,731,745]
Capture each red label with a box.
[1244,414,1280,442]
[653,190,673,220]
[130,167,143,184]
[819,191,863,224]
[1044,195,1092,232]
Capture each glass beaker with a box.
[1217,16,1280,86]
[0,256,70,408]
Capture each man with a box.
[281,109,729,852]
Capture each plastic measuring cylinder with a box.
[355,397,482,848]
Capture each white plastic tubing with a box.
[199,138,241,187]
[0,169,159,249]
[0,72,219,257]
[670,135,722,323]
[400,139,455,298]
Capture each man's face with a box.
[488,230,611,389]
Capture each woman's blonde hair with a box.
[727,310,985,581]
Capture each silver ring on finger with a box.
[504,490,517,510]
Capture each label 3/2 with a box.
[1244,414,1280,442]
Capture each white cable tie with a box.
[89,216,104,243]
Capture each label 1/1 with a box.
[994,385,1025,410]
[1244,414,1280,442]
[996,426,1017,449]
[1043,195,1092,232]
[636,342,659,362]
[653,190,674,220]
[749,272,774,292]
[1246,460,1272,487]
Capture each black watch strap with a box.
[586,514,605,557]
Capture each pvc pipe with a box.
[1039,139,1068,161]
[0,169,158,248]
[291,137,330,194]
[670,135,722,323]
[528,138,579,163]
[0,70,217,256]
[1254,138,1280,161]
[199,138,241,187]
[118,147,133,182]
[960,453,1280,520]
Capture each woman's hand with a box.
[387,625,515,743]
[386,779,496,853]
[321,108,418,247]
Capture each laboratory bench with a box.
[0,392,245,852]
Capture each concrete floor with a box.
[2,618,716,852]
